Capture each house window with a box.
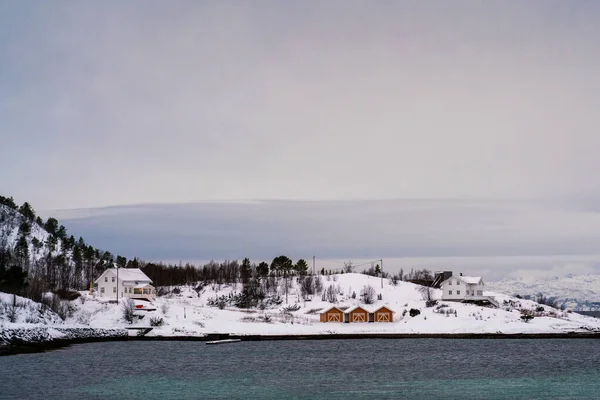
[456,280,460,285]
[100,287,105,293]
[449,290,452,295]
[105,277,108,282]
[449,281,452,285]
[457,290,460,295]
[111,277,115,282]
[113,287,116,293]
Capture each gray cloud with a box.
[2,2,600,209]
[50,199,600,280]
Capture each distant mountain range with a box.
[488,274,600,311]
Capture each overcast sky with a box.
[2,1,600,209]
[3,2,600,279]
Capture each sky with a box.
[2,2,600,279]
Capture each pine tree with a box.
[18,202,36,220]
[294,259,309,276]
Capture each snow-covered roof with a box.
[133,283,154,289]
[344,305,369,314]
[94,268,152,284]
[440,275,484,286]
[372,305,395,314]
[460,276,483,285]
[320,305,343,314]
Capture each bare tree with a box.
[314,275,324,294]
[121,298,135,323]
[343,261,355,273]
[325,285,337,303]
[419,286,437,307]
[361,285,376,304]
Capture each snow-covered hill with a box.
[4,273,600,345]
[0,292,63,325]
[0,204,52,262]
[488,274,600,311]
[58,273,600,336]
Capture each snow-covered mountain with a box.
[488,274,600,311]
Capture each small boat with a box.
[206,339,242,345]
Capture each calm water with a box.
[1,339,600,399]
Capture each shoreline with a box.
[2,331,600,356]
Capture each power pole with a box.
[313,256,315,275]
[116,264,119,303]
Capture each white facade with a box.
[94,268,155,300]
[441,275,485,301]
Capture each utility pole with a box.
[313,256,315,275]
[116,264,119,303]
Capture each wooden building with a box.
[320,306,344,322]
[344,306,369,323]
[370,306,394,322]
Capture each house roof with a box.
[344,305,369,314]
[372,305,395,314]
[320,306,343,314]
[460,276,483,285]
[133,283,154,289]
[440,275,483,286]
[94,268,152,284]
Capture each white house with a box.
[94,267,156,300]
[440,273,498,307]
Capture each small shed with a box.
[320,306,344,322]
[344,306,369,323]
[370,306,394,322]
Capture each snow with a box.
[96,268,152,283]
[488,274,600,310]
[65,273,600,336]
[3,273,600,345]
[459,276,483,285]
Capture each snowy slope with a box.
[0,292,63,325]
[488,274,600,311]
[0,204,54,261]
[63,273,600,336]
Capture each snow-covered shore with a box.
[2,273,600,354]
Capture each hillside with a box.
[59,273,600,336]
[488,274,600,311]
[1,196,121,302]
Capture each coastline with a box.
[2,331,600,357]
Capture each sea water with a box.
[1,338,599,399]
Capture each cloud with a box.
[50,199,600,279]
[1,2,600,209]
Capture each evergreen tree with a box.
[0,264,28,294]
[256,261,269,278]
[295,259,309,275]
[240,257,252,284]
[18,221,31,237]
[271,255,293,303]
[44,217,59,236]
[116,255,127,268]
[18,202,36,220]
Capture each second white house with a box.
[440,273,498,308]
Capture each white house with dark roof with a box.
[440,273,498,307]
[94,267,155,300]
